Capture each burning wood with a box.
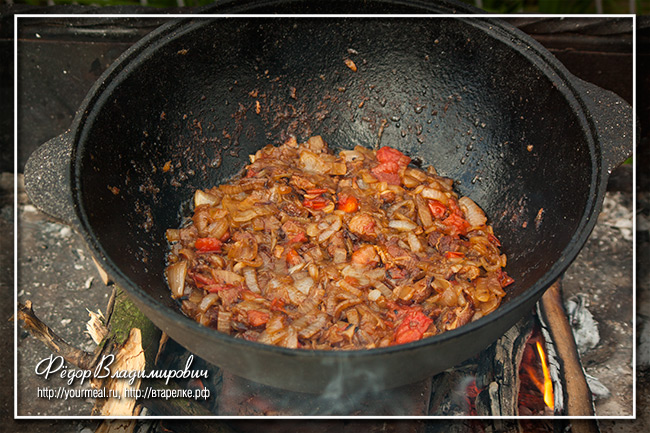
[427,279,597,431]
[517,333,555,416]
[538,280,600,433]
[475,317,534,417]
[538,281,596,416]
[536,340,554,410]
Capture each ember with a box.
[464,378,479,416]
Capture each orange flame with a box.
[535,341,554,410]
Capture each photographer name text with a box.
[35,354,209,386]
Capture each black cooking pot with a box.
[24,9,632,395]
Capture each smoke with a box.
[216,360,424,416]
[315,362,389,415]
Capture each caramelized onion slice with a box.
[198,293,220,312]
[217,311,232,335]
[459,196,487,227]
[243,267,261,293]
[213,270,244,285]
[299,149,331,174]
[421,187,447,203]
[166,260,187,298]
[388,220,418,231]
[194,190,220,207]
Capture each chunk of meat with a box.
[290,175,317,191]
[282,220,306,241]
[326,232,347,263]
[385,240,418,271]
[348,213,376,238]
[280,200,309,217]
[428,233,467,255]
[351,244,379,267]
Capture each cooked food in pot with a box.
[165,135,513,350]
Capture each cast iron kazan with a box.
[25,10,631,394]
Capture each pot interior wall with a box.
[76,18,594,312]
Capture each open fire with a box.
[537,340,555,410]
[518,332,555,415]
[442,322,556,418]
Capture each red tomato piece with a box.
[376,146,411,167]
[286,248,303,266]
[206,284,231,293]
[394,327,424,345]
[371,148,410,185]
[371,161,402,185]
[289,232,308,243]
[337,193,359,213]
[191,273,216,289]
[444,251,465,259]
[393,309,433,345]
[305,188,328,195]
[442,213,470,236]
[247,310,270,327]
[427,199,448,219]
[270,298,287,313]
[195,237,223,253]
[303,196,329,210]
